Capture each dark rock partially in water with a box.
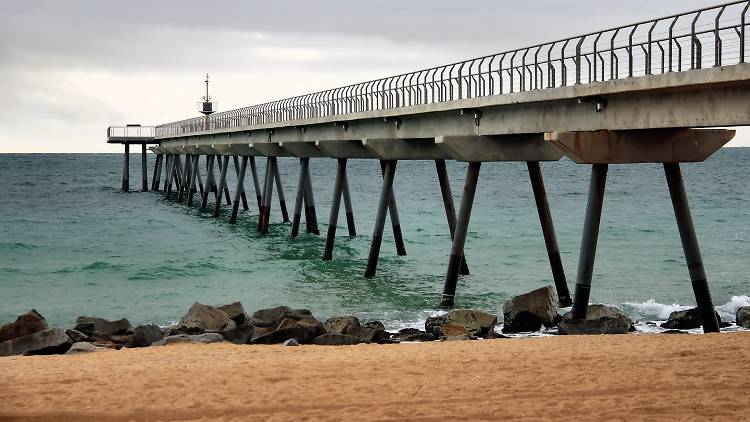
[737,306,750,329]
[312,333,361,346]
[426,309,497,339]
[250,307,324,344]
[324,316,361,337]
[0,328,73,356]
[65,329,89,343]
[660,308,726,330]
[133,324,165,347]
[175,303,235,334]
[502,286,558,333]
[393,328,436,342]
[218,302,250,326]
[558,305,634,335]
[74,316,133,340]
[0,309,48,343]
[323,316,390,344]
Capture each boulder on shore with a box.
[660,308,726,330]
[217,302,250,326]
[133,324,165,347]
[175,303,235,334]
[0,309,48,343]
[324,316,362,337]
[221,324,255,345]
[322,316,390,344]
[152,333,225,346]
[425,309,497,339]
[558,305,634,335]
[65,342,98,355]
[74,316,133,340]
[0,328,73,356]
[737,306,750,329]
[312,333,361,346]
[249,306,324,344]
[502,286,558,333]
[393,328,436,342]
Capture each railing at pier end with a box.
[107,125,156,143]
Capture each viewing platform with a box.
[107,125,158,144]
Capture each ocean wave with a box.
[623,296,749,322]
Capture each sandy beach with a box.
[1,332,748,421]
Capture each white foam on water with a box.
[621,299,691,321]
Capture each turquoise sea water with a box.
[0,151,748,330]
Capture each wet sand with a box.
[1,332,748,421]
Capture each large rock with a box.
[502,286,558,333]
[312,333,361,346]
[250,306,313,331]
[558,305,634,335]
[737,306,750,329]
[660,308,725,330]
[425,309,497,339]
[0,328,73,356]
[324,316,362,337]
[74,316,133,339]
[0,310,49,343]
[217,302,249,325]
[176,303,235,334]
[221,324,255,345]
[250,316,324,344]
[393,328,436,342]
[133,324,165,347]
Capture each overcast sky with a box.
[1,0,746,152]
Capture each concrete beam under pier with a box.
[547,129,735,164]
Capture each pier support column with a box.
[571,164,608,320]
[121,144,130,192]
[194,158,204,196]
[249,157,262,211]
[233,156,249,211]
[664,163,720,333]
[342,172,356,237]
[151,153,162,192]
[216,156,232,205]
[274,163,290,223]
[304,162,320,235]
[141,143,148,192]
[365,160,397,278]
[440,162,481,308]
[163,155,173,198]
[379,161,406,256]
[201,155,216,209]
[527,161,572,307]
[186,155,199,206]
[174,155,184,201]
[259,157,277,234]
[323,158,347,260]
[291,158,309,238]
[230,156,249,224]
[212,156,230,218]
[435,159,469,276]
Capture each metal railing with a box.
[156,1,750,137]
[108,125,156,139]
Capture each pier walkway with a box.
[109,1,750,333]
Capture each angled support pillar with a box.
[304,162,320,235]
[163,154,172,198]
[212,156,230,218]
[201,155,216,209]
[291,158,309,238]
[151,153,162,192]
[216,156,232,205]
[259,157,276,234]
[379,161,406,256]
[323,158,347,260]
[435,159,469,276]
[230,156,249,224]
[186,155,199,206]
[121,144,130,192]
[249,156,262,211]
[440,162,481,308]
[274,163,290,223]
[175,155,186,201]
[664,163,720,333]
[233,156,250,211]
[194,158,204,196]
[342,171,356,237]
[570,164,608,319]
[141,143,148,191]
[365,160,397,278]
[527,161,572,307]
